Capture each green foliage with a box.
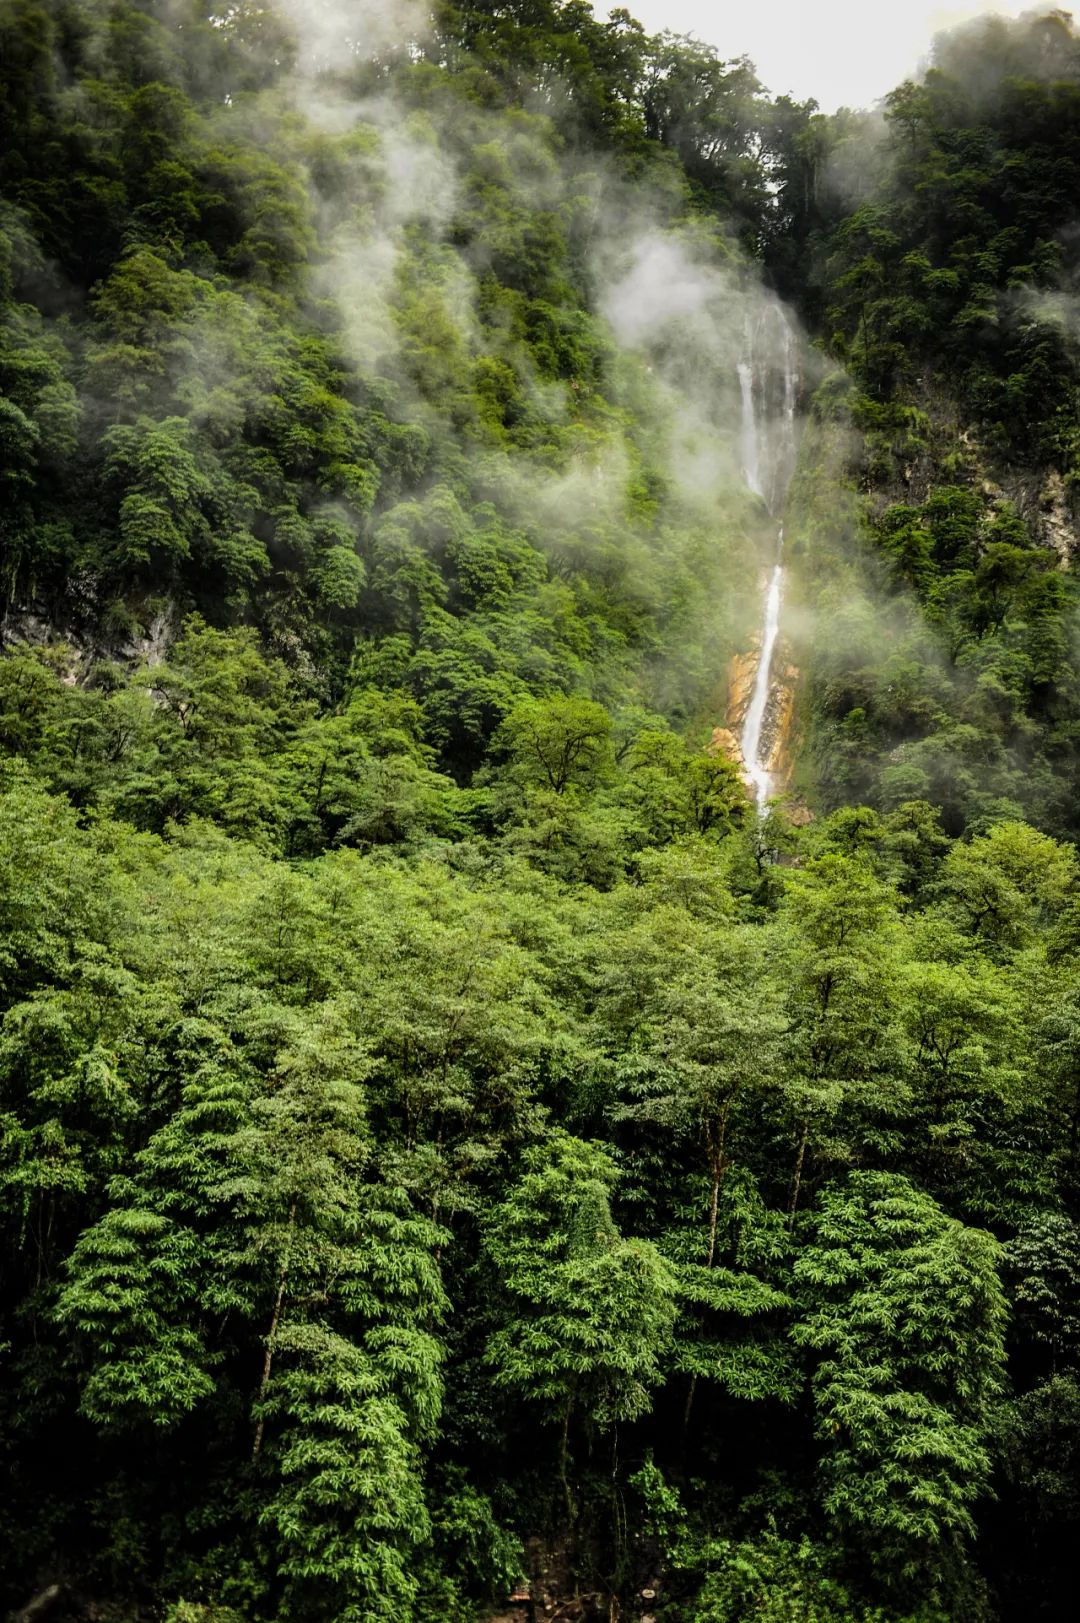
[492,696,615,797]
[783,12,1080,847]
[682,1531,935,1623]
[485,1132,677,1430]
[794,1174,1006,1593]
[2,8,1080,1623]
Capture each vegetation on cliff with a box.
[2,6,1080,1622]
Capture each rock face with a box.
[1,600,176,671]
[710,725,742,762]
[1039,469,1076,565]
[764,656,799,791]
[725,648,759,733]
[715,642,800,802]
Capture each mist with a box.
[7,8,1080,1623]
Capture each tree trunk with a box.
[705,1163,722,1271]
[252,1196,298,1461]
[704,1098,733,1269]
[1068,1067,1080,1164]
[685,1099,733,1438]
[681,1370,698,1443]
[788,1120,809,1224]
[560,1402,574,1523]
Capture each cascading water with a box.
[740,551,783,808]
[737,361,763,501]
[737,307,800,811]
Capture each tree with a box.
[485,1132,676,1509]
[939,822,1078,951]
[493,695,614,797]
[794,1173,1007,1598]
[779,854,901,1216]
[54,989,448,1618]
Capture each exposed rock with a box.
[121,604,176,667]
[1,610,60,651]
[709,725,742,764]
[1039,469,1075,565]
[1,598,178,674]
[765,658,801,793]
[980,477,1007,505]
[725,647,760,734]
[720,637,801,804]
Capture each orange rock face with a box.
[725,650,760,736]
[714,643,802,805]
[709,725,742,760]
[765,658,799,791]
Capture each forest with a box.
[2,3,1080,1620]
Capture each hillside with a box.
[2,6,1080,1623]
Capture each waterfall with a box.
[737,307,800,811]
[737,361,763,501]
[741,553,783,808]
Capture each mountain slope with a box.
[2,7,1080,1623]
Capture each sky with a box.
[605,2,1046,110]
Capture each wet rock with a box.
[1039,469,1075,565]
[765,658,801,792]
[725,647,760,735]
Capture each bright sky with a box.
[607,2,1048,110]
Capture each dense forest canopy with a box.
[3,4,1080,1622]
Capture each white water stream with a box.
[737,361,762,501]
[737,309,800,811]
[741,553,784,808]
